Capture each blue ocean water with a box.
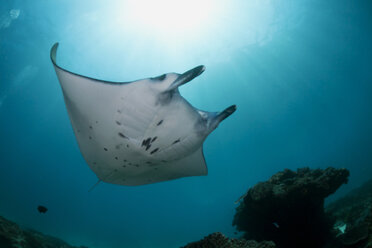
[0,0,371,247]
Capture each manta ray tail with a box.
[88,179,102,192]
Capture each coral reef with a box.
[325,179,372,248]
[233,167,349,248]
[181,232,276,248]
[0,215,85,248]
[3,167,371,248]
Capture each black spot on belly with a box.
[115,157,118,160]
[89,136,92,140]
[145,145,151,151]
[116,121,121,126]
[118,132,128,139]
[89,126,93,129]
[104,148,108,151]
[142,138,151,147]
[96,121,98,124]
[122,165,126,168]
[151,136,157,142]
[157,120,163,126]
[150,148,159,154]
[117,109,121,113]
[172,139,180,144]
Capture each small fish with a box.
[37,205,48,214]
[272,222,280,228]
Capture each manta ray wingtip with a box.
[50,42,60,65]
[51,42,59,52]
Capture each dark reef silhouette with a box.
[1,167,371,248]
[0,216,86,248]
[183,167,371,248]
[232,167,350,248]
[325,178,372,248]
[181,232,275,248]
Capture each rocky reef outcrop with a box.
[325,179,372,248]
[0,215,86,248]
[232,167,350,248]
[4,166,370,248]
[181,232,276,248]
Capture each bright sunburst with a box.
[115,0,220,47]
[124,0,215,33]
[63,0,282,72]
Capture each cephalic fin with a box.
[166,65,205,92]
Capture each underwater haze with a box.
[1,0,372,247]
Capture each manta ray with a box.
[50,43,236,186]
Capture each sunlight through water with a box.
[63,0,284,71]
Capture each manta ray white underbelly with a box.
[50,43,236,186]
